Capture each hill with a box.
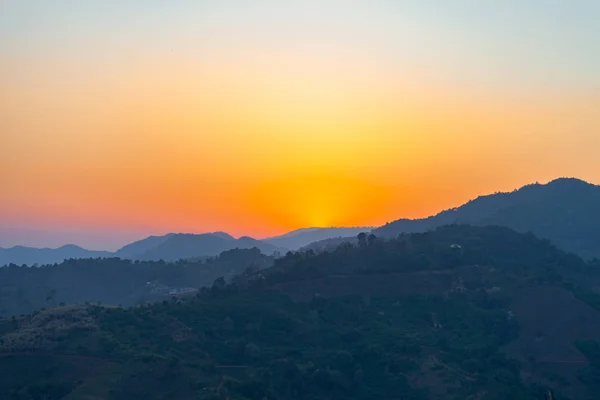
[132,233,284,261]
[0,248,273,318]
[374,178,600,259]
[264,227,372,250]
[0,245,111,267]
[3,226,600,399]
[113,234,175,259]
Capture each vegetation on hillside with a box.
[0,248,273,318]
[1,226,600,399]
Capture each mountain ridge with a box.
[374,177,600,259]
[1,228,375,266]
[133,233,284,261]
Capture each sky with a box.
[1,1,599,250]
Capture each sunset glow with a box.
[1,1,599,249]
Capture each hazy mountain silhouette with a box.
[210,231,236,241]
[264,227,372,250]
[0,244,111,266]
[374,178,600,259]
[2,232,282,266]
[5,177,599,264]
[114,234,175,259]
[115,232,235,259]
[130,233,284,261]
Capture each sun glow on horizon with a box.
[1,1,600,249]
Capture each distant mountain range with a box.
[374,178,600,259]
[115,233,284,262]
[0,245,111,267]
[264,227,372,250]
[2,177,599,265]
[0,228,362,266]
[0,232,283,266]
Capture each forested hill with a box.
[261,225,591,284]
[3,226,600,399]
[374,178,600,259]
[0,248,273,318]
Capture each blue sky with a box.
[2,1,599,90]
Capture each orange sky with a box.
[1,2,599,249]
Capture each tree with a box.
[357,233,367,247]
[367,234,377,246]
[212,276,226,290]
[210,276,228,296]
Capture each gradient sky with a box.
[1,1,599,250]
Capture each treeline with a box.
[251,225,597,287]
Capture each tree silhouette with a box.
[357,233,367,247]
[367,234,377,246]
